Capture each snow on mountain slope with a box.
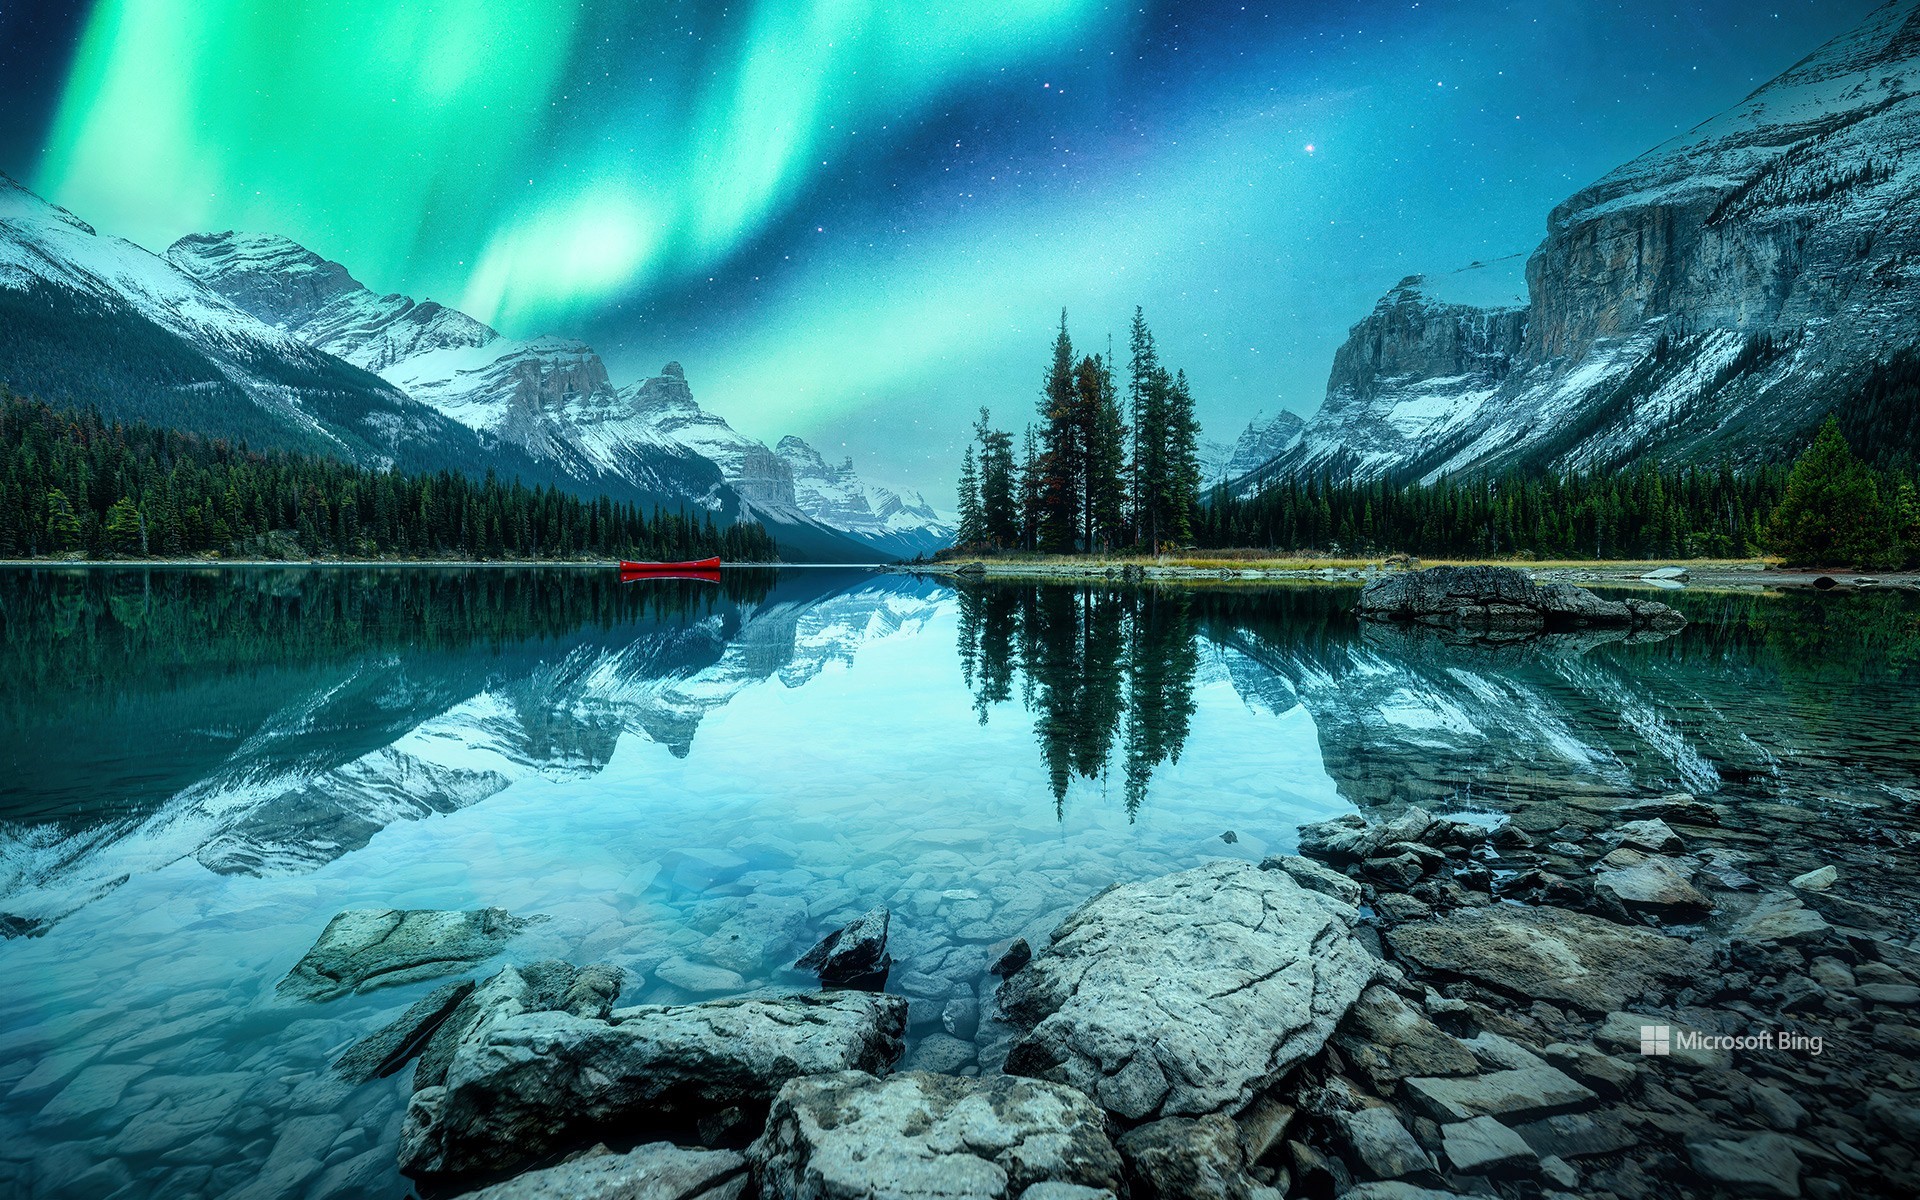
[167,231,728,508]
[776,436,957,560]
[613,365,954,559]
[1242,0,1920,489]
[0,174,496,468]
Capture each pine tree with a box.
[1078,352,1127,551]
[1163,368,1201,546]
[1038,311,1082,553]
[1128,309,1167,550]
[956,444,986,549]
[1766,417,1898,568]
[974,407,1019,550]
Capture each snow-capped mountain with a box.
[618,363,954,560]
[776,436,957,560]
[166,231,731,509]
[0,174,519,474]
[167,231,952,559]
[1201,410,1305,486]
[1240,0,1920,490]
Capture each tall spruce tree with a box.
[956,444,985,548]
[1038,311,1082,553]
[1127,308,1166,550]
[1078,352,1127,551]
[1163,368,1201,546]
[974,407,1019,550]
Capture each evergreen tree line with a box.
[956,307,1201,554]
[1198,416,1920,567]
[0,393,779,562]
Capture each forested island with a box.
[0,393,779,563]
[951,313,1920,570]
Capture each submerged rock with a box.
[401,991,907,1181]
[1384,902,1706,1012]
[1355,566,1685,632]
[999,860,1376,1120]
[750,1070,1126,1200]
[278,908,536,1002]
[334,979,474,1084]
[461,1142,748,1200]
[795,906,890,989]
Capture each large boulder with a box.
[401,991,907,1181]
[460,1142,748,1200]
[415,960,624,1090]
[1385,903,1706,1013]
[999,860,1377,1120]
[750,1070,1126,1200]
[1355,567,1684,632]
[278,908,537,1001]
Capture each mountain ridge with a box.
[1237,0,1920,492]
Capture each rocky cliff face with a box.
[1246,0,1920,487]
[1202,410,1307,485]
[618,364,797,510]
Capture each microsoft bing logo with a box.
[1640,1025,1672,1056]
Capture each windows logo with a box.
[1640,1025,1672,1056]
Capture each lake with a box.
[1,567,1916,1199]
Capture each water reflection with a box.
[957,587,1198,816]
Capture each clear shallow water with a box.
[1,567,1916,1200]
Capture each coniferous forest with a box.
[0,392,780,562]
[952,314,1920,568]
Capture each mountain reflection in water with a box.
[4,569,1919,939]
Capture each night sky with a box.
[0,1,1881,497]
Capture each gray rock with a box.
[1260,855,1363,906]
[750,1070,1126,1200]
[657,957,748,994]
[1331,1107,1433,1180]
[333,979,473,1085]
[1332,985,1478,1090]
[1355,566,1684,632]
[901,1032,976,1074]
[416,961,621,1090]
[1338,1184,1463,1200]
[1000,861,1376,1119]
[1641,566,1689,582]
[1688,1133,1802,1198]
[1118,1113,1261,1200]
[1385,903,1706,1012]
[1613,819,1683,854]
[1402,1065,1597,1124]
[1750,1084,1808,1132]
[37,1064,148,1122]
[1592,856,1713,917]
[1441,1116,1535,1173]
[460,1142,748,1200]
[1511,1111,1638,1160]
[278,908,535,1002]
[401,992,906,1180]
[1730,896,1831,946]
[1788,865,1837,892]
[796,907,891,989]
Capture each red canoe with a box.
[618,556,721,573]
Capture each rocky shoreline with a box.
[897,559,1920,593]
[268,772,1918,1200]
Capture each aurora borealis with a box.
[0,0,1879,493]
